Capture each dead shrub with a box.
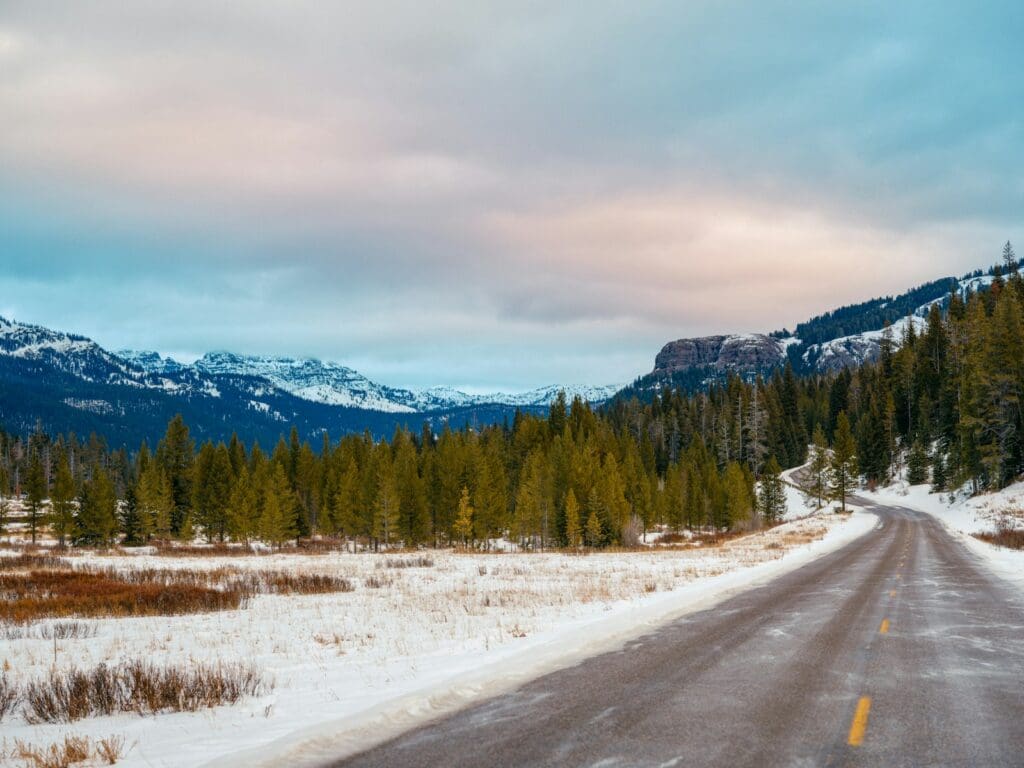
[10,735,128,768]
[0,672,18,721]
[96,735,126,765]
[23,660,269,723]
[14,735,92,768]
[363,574,391,589]
[975,526,1024,550]
[381,556,434,569]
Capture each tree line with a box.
[1,251,1021,549]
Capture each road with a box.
[330,499,1024,767]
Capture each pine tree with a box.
[931,450,947,492]
[120,485,146,545]
[76,465,118,546]
[906,440,930,485]
[830,412,858,512]
[259,464,296,548]
[49,452,76,547]
[584,495,604,548]
[452,486,474,547]
[758,456,786,525]
[723,461,753,529]
[24,451,46,545]
[563,489,581,549]
[1003,240,1017,272]
[227,467,259,543]
[157,415,195,536]
[807,424,830,509]
[372,455,402,550]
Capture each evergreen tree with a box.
[259,464,296,548]
[906,440,930,485]
[227,467,259,543]
[807,424,830,509]
[24,451,46,545]
[120,485,146,546]
[453,486,474,547]
[563,489,581,549]
[49,451,76,547]
[157,415,195,535]
[931,450,948,492]
[372,454,402,550]
[76,465,118,546]
[584,494,604,548]
[723,461,753,529]
[830,412,859,512]
[758,456,786,525]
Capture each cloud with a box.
[1,1,1022,389]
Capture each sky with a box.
[2,1,1023,391]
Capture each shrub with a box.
[975,526,1024,550]
[381,556,434,569]
[23,660,269,723]
[0,570,243,622]
[0,672,18,721]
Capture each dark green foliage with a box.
[906,441,930,485]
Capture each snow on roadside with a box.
[1,511,874,768]
[860,478,1024,591]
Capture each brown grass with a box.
[0,570,242,623]
[9,735,127,767]
[22,660,268,723]
[974,527,1024,550]
[0,562,356,623]
[0,672,18,721]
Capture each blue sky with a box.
[1,1,1022,390]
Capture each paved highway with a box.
[331,499,1024,767]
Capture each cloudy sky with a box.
[2,2,1022,391]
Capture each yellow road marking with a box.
[889,590,896,597]
[879,619,890,634]
[848,696,872,746]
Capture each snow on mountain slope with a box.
[193,352,420,414]
[802,274,994,371]
[0,316,147,386]
[124,350,622,413]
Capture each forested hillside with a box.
[2,259,1022,550]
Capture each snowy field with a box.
[861,478,1024,591]
[0,508,873,768]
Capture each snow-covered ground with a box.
[861,478,1024,591]
[1,509,873,768]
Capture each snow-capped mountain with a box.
[122,350,622,413]
[0,316,153,387]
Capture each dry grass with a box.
[22,660,268,723]
[380,556,435,569]
[974,526,1024,550]
[0,561,356,623]
[0,621,98,640]
[0,673,18,721]
[0,569,243,622]
[6,734,127,767]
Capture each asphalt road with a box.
[331,499,1024,767]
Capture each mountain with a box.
[122,350,623,414]
[631,269,995,394]
[0,317,618,446]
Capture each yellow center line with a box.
[879,618,890,634]
[848,696,872,746]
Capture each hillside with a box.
[624,268,994,396]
